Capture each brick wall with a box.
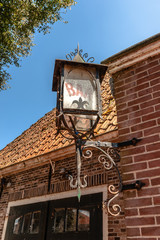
[113,53,160,239]
[0,149,127,240]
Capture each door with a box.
[4,193,102,240]
[4,202,47,240]
[46,193,102,240]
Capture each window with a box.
[5,193,102,240]
[66,208,77,232]
[52,208,65,233]
[51,207,91,233]
[13,216,23,234]
[78,209,90,231]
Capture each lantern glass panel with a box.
[63,69,98,112]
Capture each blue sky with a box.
[1,0,160,150]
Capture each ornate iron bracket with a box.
[68,137,145,216]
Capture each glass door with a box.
[46,193,102,240]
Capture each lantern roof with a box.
[52,59,108,91]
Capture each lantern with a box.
[52,57,107,137]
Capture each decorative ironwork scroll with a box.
[82,143,122,216]
[66,44,95,63]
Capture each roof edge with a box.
[101,33,160,64]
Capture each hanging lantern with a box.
[52,52,107,138]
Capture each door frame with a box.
[2,185,108,240]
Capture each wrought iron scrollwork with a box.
[66,45,95,63]
[82,144,122,216]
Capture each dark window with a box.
[5,193,102,240]
[53,208,65,233]
[65,208,77,232]
[78,209,90,231]
[13,216,23,234]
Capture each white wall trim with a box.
[2,185,108,240]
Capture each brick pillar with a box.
[103,36,160,239]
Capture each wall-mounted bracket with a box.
[122,180,145,191]
[83,138,141,148]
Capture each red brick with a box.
[121,156,133,165]
[126,83,149,95]
[117,93,138,105]
[129,106,154,119]
[138,87,153,97]
[116,82,136,93]
[117,102,127,110]
[137,71,160,86]
[121,162,147,173]
[153,91,160,98]
[151,177,160,186]
[122,173,135,181]
[142,111,160,122]
[140,206,160,215]
[153,84,160,92]
[134,151,160,162]
[114,79,125,88]
[115,91,126,99]
[149,159,160,168]
[125,217,155,226]
[118,115,129,123]
[123,190,136,199]
[154,196,160,205]
[126,227,140,236]
[148,64,160,74]
[119,118,141,128]
[120,70,135,80]
[127,238,156,240]
[135,60,159,74]
[144,126,160,137]
[138,187,160,197]
[118,131,143,142]
[131,120,156,132]
[118,105,140,116]
[125,208,138,216]
[141,227,160,236]
[156,216,160,224]
[150,77,160,86]
[148,54,160,63]
[155,104,160,111]
[125,71,148,84]
[119,127,130,135]
[139,135,160,145]
[140,98,160,109]
[125,198,152,208]
[121,146,145,158]
[128,94,152,107]
[146,143,160,152]
[136,168,160,178]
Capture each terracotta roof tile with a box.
[0,73,117,169]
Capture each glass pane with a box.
[21,212,32,234]
[30,211,41,234]
[78,210,90,231]
[63,78,97,111]
[13,216,23,234]
[66,208,77,232]
[52,208,65,233]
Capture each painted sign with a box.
[63,79,97,111]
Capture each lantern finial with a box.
[66,45,95,63]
